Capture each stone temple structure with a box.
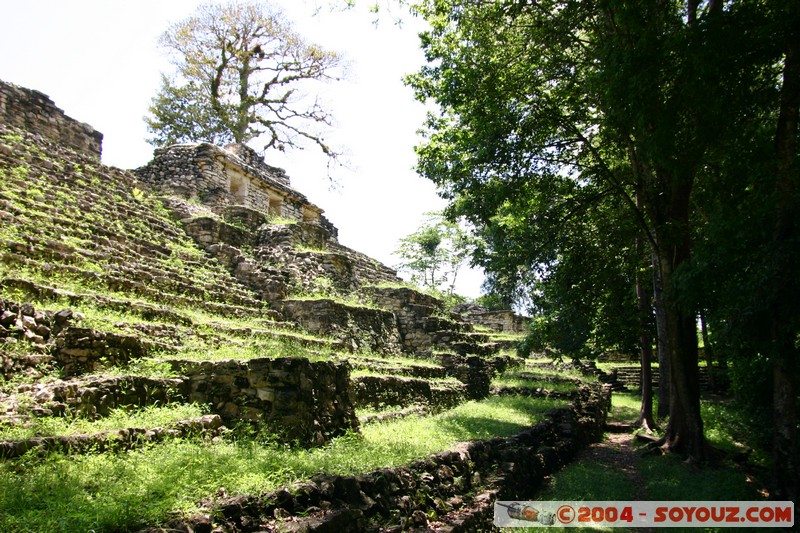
[134,142,337,236]
[0,79,103,159]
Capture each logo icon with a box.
[496,502,556,525]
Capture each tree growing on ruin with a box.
[145,1,343,160]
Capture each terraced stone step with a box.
[351,374,466,411]
[0,196,210,268]
[0,172,188,243]
[0,277,193,325]
[194,325,346,352]
[1,253,271,318]
[0,232,261,310]
[1,242,262,308]
[0,414,224,460]
[1,375,187,422]
[281,298,401,354]
[346,355,449,379]
[5,136,263,304]
[491,385,576,400]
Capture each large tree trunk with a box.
[635,192,657,432]
[658,253,704,461]
[653,252,670,419]
[651,175,705,462]
[770,3,800,500]
[635,256,657,432]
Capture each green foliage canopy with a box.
[395,212,474,294]
[406,0,795,467]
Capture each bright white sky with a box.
[0,0,485,297]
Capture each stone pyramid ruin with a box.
[0,78,609,532]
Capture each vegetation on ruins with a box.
[0,395,564,532]
[2,107,591,531]
[1,0,795,527]
[146,1,343,160]
[405,0,799,498]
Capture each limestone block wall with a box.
[363,287,445,354]
[281,299,401,354]
[439,354,492,400]
[38,375,187,418]
[172,357,359,445]
[53,327,156,376]
[472,310,529,333]
[0,415,224,460]
[453,303,530,334]
[182,216,255,249]
[0,79,102,159]
[256,222,398,294]
[327,241,402,287]
[351,375,447,409]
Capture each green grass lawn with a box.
[0,394,568,532]
[513,392,767,533]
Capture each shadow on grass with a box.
[510,460,636,533]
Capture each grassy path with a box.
[565,427,656,532]
[580,427,650,501]
[516,392,765,533]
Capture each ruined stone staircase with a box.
[0,129,268,317]
[0,79,605,533]
[0,119,523,444]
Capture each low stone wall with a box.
[281,299,401,354]
[0,299,75,377]
[6,357,359,447]
[613,364,723,391]
[258,219,335,251]
[363,287,443,354]
[0,299,71,346]
[30,375,187,418]
[52,326,162,376]
[439,353,522,401]
[472,310,529,333]
[0,79,103,159]
[439,354,493,400]
[171,357,359,446]
[161,384,611,532]
[182,216,255,249]
[352,354,522,411]
[453,303,529,334]
[351,375,465,411]
[327,241,401,287]
[1,299,163,381]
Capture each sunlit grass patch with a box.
[700,399,769,466]
[0,395,568,532]
[165,339,325,362]
[0,403,208,441]
[492,370,579,393]
[512,460,636,533]
[607,391,643,425]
